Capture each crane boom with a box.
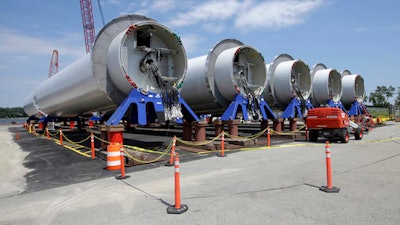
[80,0,96,53]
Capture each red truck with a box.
[306,107,363,143]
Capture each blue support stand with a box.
[220,94,276,121]
[178,94,201,123]
[106,89,199,126]
[305,99,314,110]
[259,97,277,120]
[348,101,365,116]
[282,98,303,119]
[221,94,249,121]
[327,100,347,113]
[89,115,102,122]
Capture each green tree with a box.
[0,107,27,118]
[395,86,400,108]
[368,85,395,107]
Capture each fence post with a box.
[46,128,50,140]
[59,128,63,145]
[166,136,176,166]
[116,145,129,180]
[91,132,95,159]
[305,126,308,141]
[218,131,226,157]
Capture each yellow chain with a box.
[47,129,60,137]
[270,125,306,135]
[225,128,268,140]
[175,132,223,146]
[61,133,91,144]
[123,146,170,164]
[93,135,111,145]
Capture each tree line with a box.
[0,107,27,118]
[367,85,400,108]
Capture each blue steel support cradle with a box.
[221,94,249,121]
[89,115,102,122]
[106,88,199,126]
[348,101,368,116]
[258,96,277,120]
[281,98,303,119]
[305,99,314,110]
[220,94,276,121]
[327,99,347,113]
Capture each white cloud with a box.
[166,0,323,31]
[151,0,179,13]
[122,0,180,16]
[235,0,323,29]
[168,0,242,27]
[181,34,206,55]
[356,27,368,32]
[104,0,121,5]
[0,28,84,58]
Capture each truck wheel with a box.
[309,130,318,142]
[340,130,349,143]
[354,128,363,140]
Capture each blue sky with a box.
[0,0,399,107]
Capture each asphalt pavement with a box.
[0,122,399,225]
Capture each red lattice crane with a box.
[48,49,59,78]
[80,0,96,53]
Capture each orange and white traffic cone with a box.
[167,153,188,214]
[320,141,340,193]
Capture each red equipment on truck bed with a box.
[306,107,362,143]
[306,108,349,129]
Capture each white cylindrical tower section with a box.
[181,39,266,114]
[214,46,266,101]
[341,74,365,105]
[341,69,352,77]
[106,22,186,96]
[310,63,342,106]
[264,54,311,110]
[23,15,186,117]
